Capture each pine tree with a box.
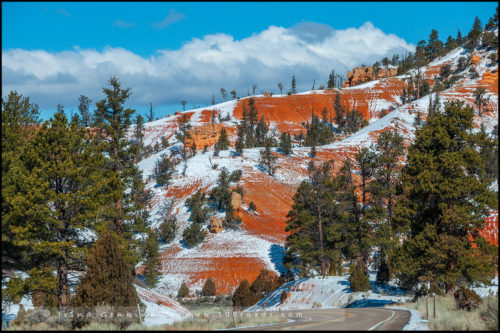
[201,278,217,296]
[224,202,242,229]
[279,132,292,155]
[473,87,490,116]
[467,16,483,49]
[255,115,269,146]
[78,95,92,127]
[291,75,297,94]
[259,138,278,176]
[210,168,232,210]
[133,114,145,160]
[8,111,110,310]
[72,230,140,307]
[249,201,257,212]
[175,113,192,159]
[232,279,258,309]
[393,101,498,293]
[334,92,345,133]
[327,70,336,89]
[250,269,280,299]
[178,282,189,298]
[2,91,41,271]
[349,263,370,291]
[153,154,176,186]
[182,222,206,248]
[284,160,344,276]
[94,77,151,249]
[143,231,160,287]
[216,128,230,151]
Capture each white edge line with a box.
[368,309,395,331]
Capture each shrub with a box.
[153,154,176,186]
[250,269,280,299]
[248,201,257,212]
[182,222,206,248]
[312,301,322,308]
[349,263,370,292]
[280,290,288,303]
[201,278,217,296]
[232,280,258,309]
[479,295,498,330]
[229,169,243,182]
[157,216,177,244]
[454,286,482,311]
[178,282,189,298]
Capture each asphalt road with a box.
[236,307,411,331]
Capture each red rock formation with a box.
[471,54,480,66]
[209,216,224,233]
[230,191,242,212]
[184,123,223,149]
[342,66,398,87]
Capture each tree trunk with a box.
[317,205,326,276]
[57,249,69,311]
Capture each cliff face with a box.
[342,65,398,87]
[184,123,223,149]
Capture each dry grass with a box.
[407,294,498,330]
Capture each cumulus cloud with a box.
[114,19,135,29]
[2,22,414,109]
[153,9,186,29]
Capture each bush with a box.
[178,282,189,298]
[454,286,482,311]
[280,290,288,303]
[229,170,242,182]
[182,222,206,248]
[201,278,217,296]
[479,295,498,330]
[250,269,280,299]
[157,216,177,244]
[349,263,370,292]
[153,154,176,186]
[232,280,258,309]
[248,201,257,212]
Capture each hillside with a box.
[133,41,498,297]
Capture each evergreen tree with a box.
[216,128,230,151]
[473,87,490,116]
[291,75,297,94]
[142,231,160,287]
[224,201,242,230]
[178,282,189,298]
[280,131,292,155]
[153,154,176,186]
[93,77,151,249]
[284,161,344,276]
[259,138,279,176]
[426,29,444,61]
[393,101,498,293]
[255,115,269,146]
[210,167,232,210]
[249,201,257,212]
[456,29,463,45]
[78,95,92,127]
[182,222,206,248]
[355,147,377,213]
[467,16,483,49]
[445,35,457,52]
[232,279,258,309]
[133,114,145,160]
[250,269,280,299]
[370,130,405,277]
[7,111,109,310]
[220,88,227,100]
[175,113,192,159]
[349,263,370,291]
[334,92,346,133]
[2,91,40,271]
[327,70,336,89]
[201,278,217,296]
[72,230,140,307]
[277,82,283,95]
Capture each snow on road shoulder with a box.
[386,306,429,331]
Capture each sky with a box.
[2,1,497,120]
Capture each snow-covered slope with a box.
[133,41,498,298]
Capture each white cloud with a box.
[153,9,186,29]
[114,19,135,29]
[2,22,414,109]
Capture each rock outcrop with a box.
[342,66,398,87]
[471,54,480,66]
[209,216,224,233]
[231,191,242,212]
[481,69,498,84]
[184,123,223,149]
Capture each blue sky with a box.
[2,2,497,120]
